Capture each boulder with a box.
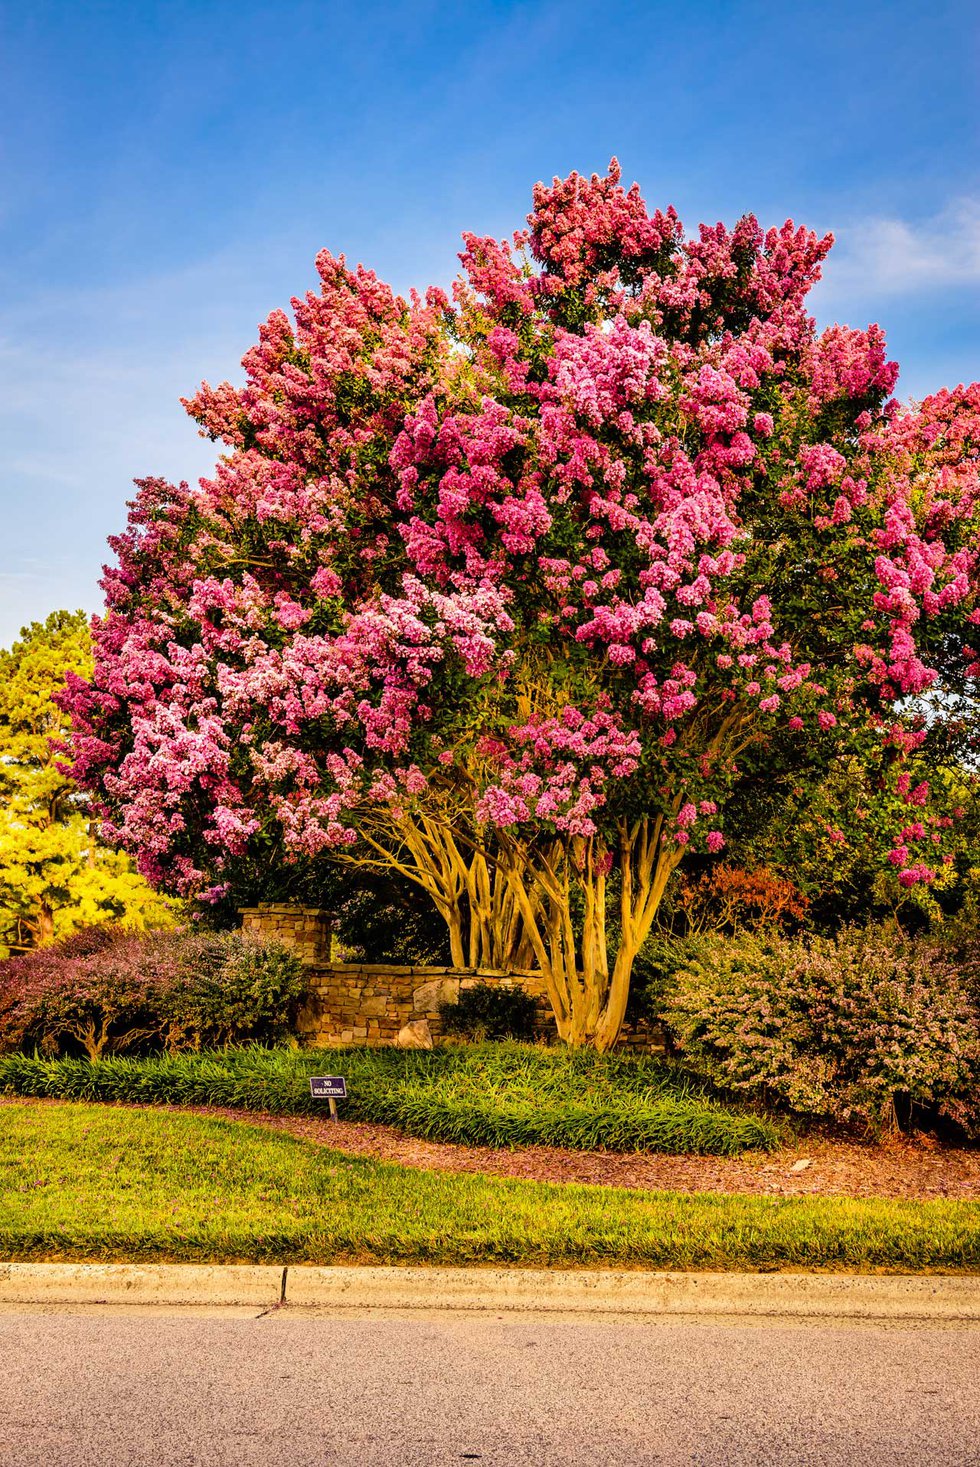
[396,1018,434,1050]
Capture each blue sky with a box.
[1,0,977,645]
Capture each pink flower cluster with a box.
[476,708,641,837]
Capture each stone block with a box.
[412,978,460,1013]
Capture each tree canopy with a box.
[0,611,173,954]
[64,162,980,1045]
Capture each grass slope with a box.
[0,1044,780,1156]
[3,1101,979,1271]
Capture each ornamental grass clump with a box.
[660,926,980,1134]
[157,930,306,1050]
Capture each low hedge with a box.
[0,1042,782,1155]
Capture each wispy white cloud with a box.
[819,198,980,300]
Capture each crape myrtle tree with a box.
[64,163,980,1048]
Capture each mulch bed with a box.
[6,1094,980,1200]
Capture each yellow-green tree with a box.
[0,611,174,954]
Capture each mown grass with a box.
[2,1101,979,1271]
[0,1043,781,1156]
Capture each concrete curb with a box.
[0,1262,284,1307]
[284,1266,980,1319]
[3,1263,980,1318]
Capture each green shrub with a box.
[629,931,713,1023]
[160,931,305,1049]
[0,1042,783,1154]
[659,925,980,1134]
[439,982,538,1041]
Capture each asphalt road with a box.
[3,1308,980,1466]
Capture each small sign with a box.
[309,1076,347,1100]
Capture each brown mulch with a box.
[6,1094,980,1201]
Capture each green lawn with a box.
[0,1043,780,1156]
[2,1100,979,1271]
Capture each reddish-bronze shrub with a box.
[672,864,809,933]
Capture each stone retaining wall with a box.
[296,963,552,1047]
[240,904,663,1052]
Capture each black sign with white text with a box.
[309,1076,347,1100]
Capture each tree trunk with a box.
[502,819,682,1051]
[342,806,680,1047]
[36,901,55,946]
[351,815,530,973]
[77,1019,107,1061]
[464,850,534,970]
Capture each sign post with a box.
[309,1075,347,1122]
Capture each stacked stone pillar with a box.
[239,905,333,965]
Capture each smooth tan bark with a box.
[496,817,683,1050]
[332,802,685,1048]
[333,806,529,973]
[331,745,733,1046]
